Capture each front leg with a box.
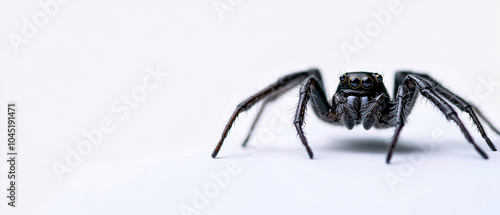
[242,70,329,147]
[212,69,325,158]
[294,77,334,159]
[386,84,411,163]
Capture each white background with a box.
[1,0,500,214]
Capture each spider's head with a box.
[336,72,387,94]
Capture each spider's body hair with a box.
[212,69,499,163]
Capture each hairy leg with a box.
[293,76,333,158]
[407,75,488,159]
[212,69,329,158]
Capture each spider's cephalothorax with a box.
[212,69,499,163]
[330,72,392,130]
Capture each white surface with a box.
[1,0,500,214]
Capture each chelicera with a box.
[212,69,499,163]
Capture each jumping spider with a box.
[211,69,499,163]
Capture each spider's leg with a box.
[473,108,500,135]
[385,71,421,163]
[407,75,488,159]
[242,76,319,147]
[433,86,497,150]
[212,69,322,158]
[241,98,270,147]
[393,71,419,106]
[386,85,411,163]
[294,76,332,158]
[411,73,498,150]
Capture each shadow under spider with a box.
[325,138,422,155]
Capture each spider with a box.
[211,69,500,163]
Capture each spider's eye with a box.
[375,74,383,83]
[339,74,347,83]
[362,76,373,89]
[349,76,360,89]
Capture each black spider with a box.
[211,69,500,163]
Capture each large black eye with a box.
[339,74,347,83]
[362,76,373,89]
[375,74,383,83]
[349,77,360,89]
